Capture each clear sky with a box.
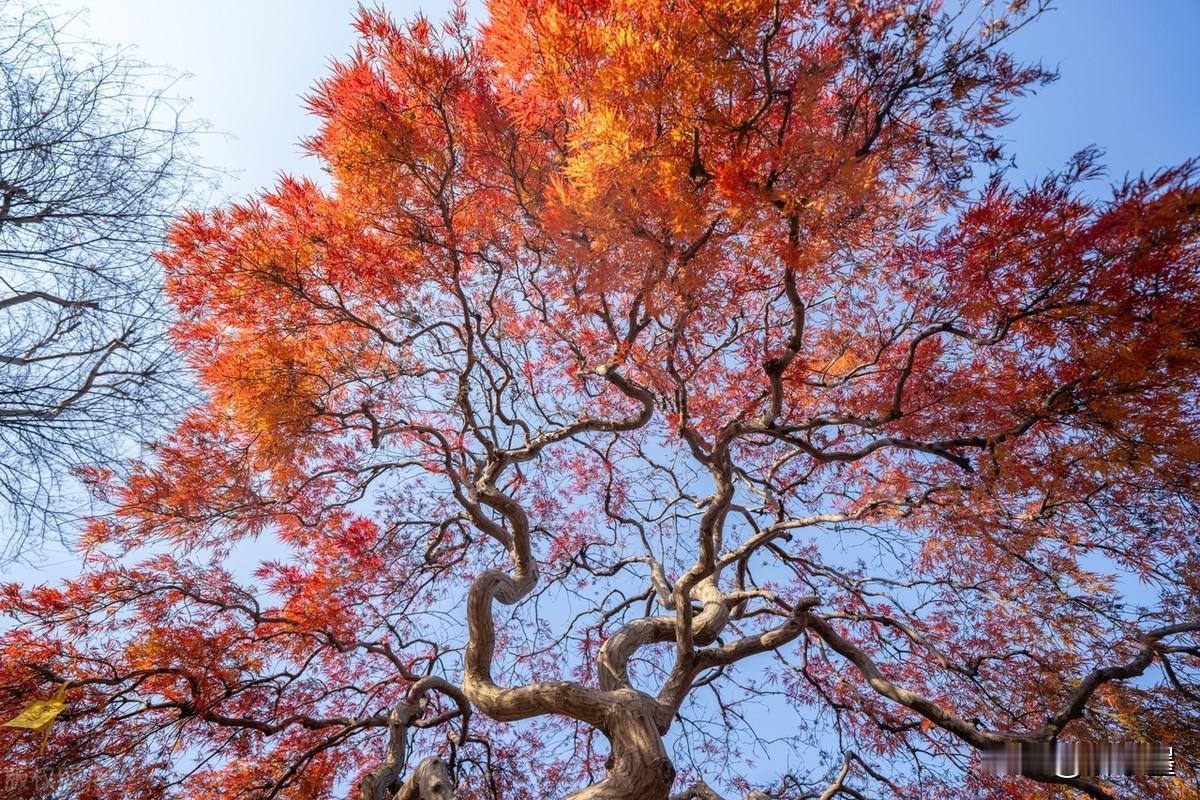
[74,0,463,200]
[999,0,1199,181]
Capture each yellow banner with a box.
[3,683,68,731]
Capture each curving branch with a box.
[360,677,470,800]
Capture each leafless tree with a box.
[0,4,202,559]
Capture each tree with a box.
[2,1,1198,799]
[0,5,199,558]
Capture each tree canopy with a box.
[2,2,1198,799]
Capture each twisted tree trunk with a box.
[561,692,676,800]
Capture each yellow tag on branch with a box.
[4,682,68,732]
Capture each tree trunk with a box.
[562,691,676,800]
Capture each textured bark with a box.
[669,783,772,800]
[394,757,455,800]
[360,677,469,800]
[561,693,676,800]
[359,701,418,800]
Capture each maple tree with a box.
[2,1,1199,798]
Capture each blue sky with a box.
[1000,0,1199,181]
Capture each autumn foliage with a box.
[2,1,1199,799]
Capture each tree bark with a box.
[561,691,676,800]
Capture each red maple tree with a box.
[3,2,1199,799]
